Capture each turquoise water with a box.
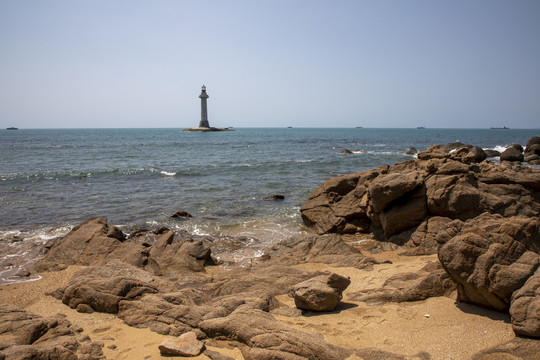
[0,127,536,237]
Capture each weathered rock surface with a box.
[260,234,380,269]
[49,260,172,314]
[158,331,205,356]
[438,213,540,311]
[199,307,352,360]
[0,305,104,360]
[301,151,540,245]
[510,267,540,337]
[171,210,193,218]
[33,218,214,275]
[347,261,456,304]
[300,140,540,338]
[291,273,351,311]
[501,146,524,162]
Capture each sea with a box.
[0,127,537,283]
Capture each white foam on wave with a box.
[488,145,508,153]
[160,171,177,176]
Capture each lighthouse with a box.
[199,85,210,128]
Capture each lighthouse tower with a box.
[199,85,210,128]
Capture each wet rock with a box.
[171,210,193,218]
[158,331,205,356]
[262,194,285,201]
[484,149,501,158]
[32,218,143,272]
[291,273,351,311]
[405,147,417,155]
[500,147,524,162]
[340,149,353,154]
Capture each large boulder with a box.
[291,273,351,311]
[509,267,540,338]
[500,147,524,162]
[438,214,540,311]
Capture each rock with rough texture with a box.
[438,213,540,311]
[146,231,214,274]
[347,261,455,304]
[33,218,131,272]
[171,210,193,218]
[49,260,173,313]
[199,308,352,360]
[0,305,105,360]
[301,144,540,249]
[33,218,215,276]
[510,267,540,338]
[158,331,205,356]
[500,147,524,162]
[291,273,351,311]
[260,234,380,269]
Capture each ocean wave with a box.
[160,171,177,176]
[484,145,508,153]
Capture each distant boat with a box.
[6,127,18,130]
[355,126,363,128]
[490,126,509,130]
[287,126,293,128]
[417,126,425,129]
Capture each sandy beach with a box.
[0,249,516,360]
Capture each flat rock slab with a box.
[158,331,205,356]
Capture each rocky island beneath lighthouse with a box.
[183,85,233,132]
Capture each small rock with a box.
[340,149,353,154]
[424,314,430,318]
[15,269,31,277]
[171,210,193,218]
[262,194,285,201]
[405,147,418,155]
[158,331,205,356]
[76,303,94,314]
[292,273,351,311]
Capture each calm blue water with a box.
[1,127,536,237]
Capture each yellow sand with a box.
[0,252,515,359]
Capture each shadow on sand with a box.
[455,301,511,324]
[301,302,358,317]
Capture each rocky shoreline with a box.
[1,138,539,359]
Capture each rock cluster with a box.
[26,218,415,359]
[301,139,540,338]
[0,305,105,359]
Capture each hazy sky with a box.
[1,0,539,129]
